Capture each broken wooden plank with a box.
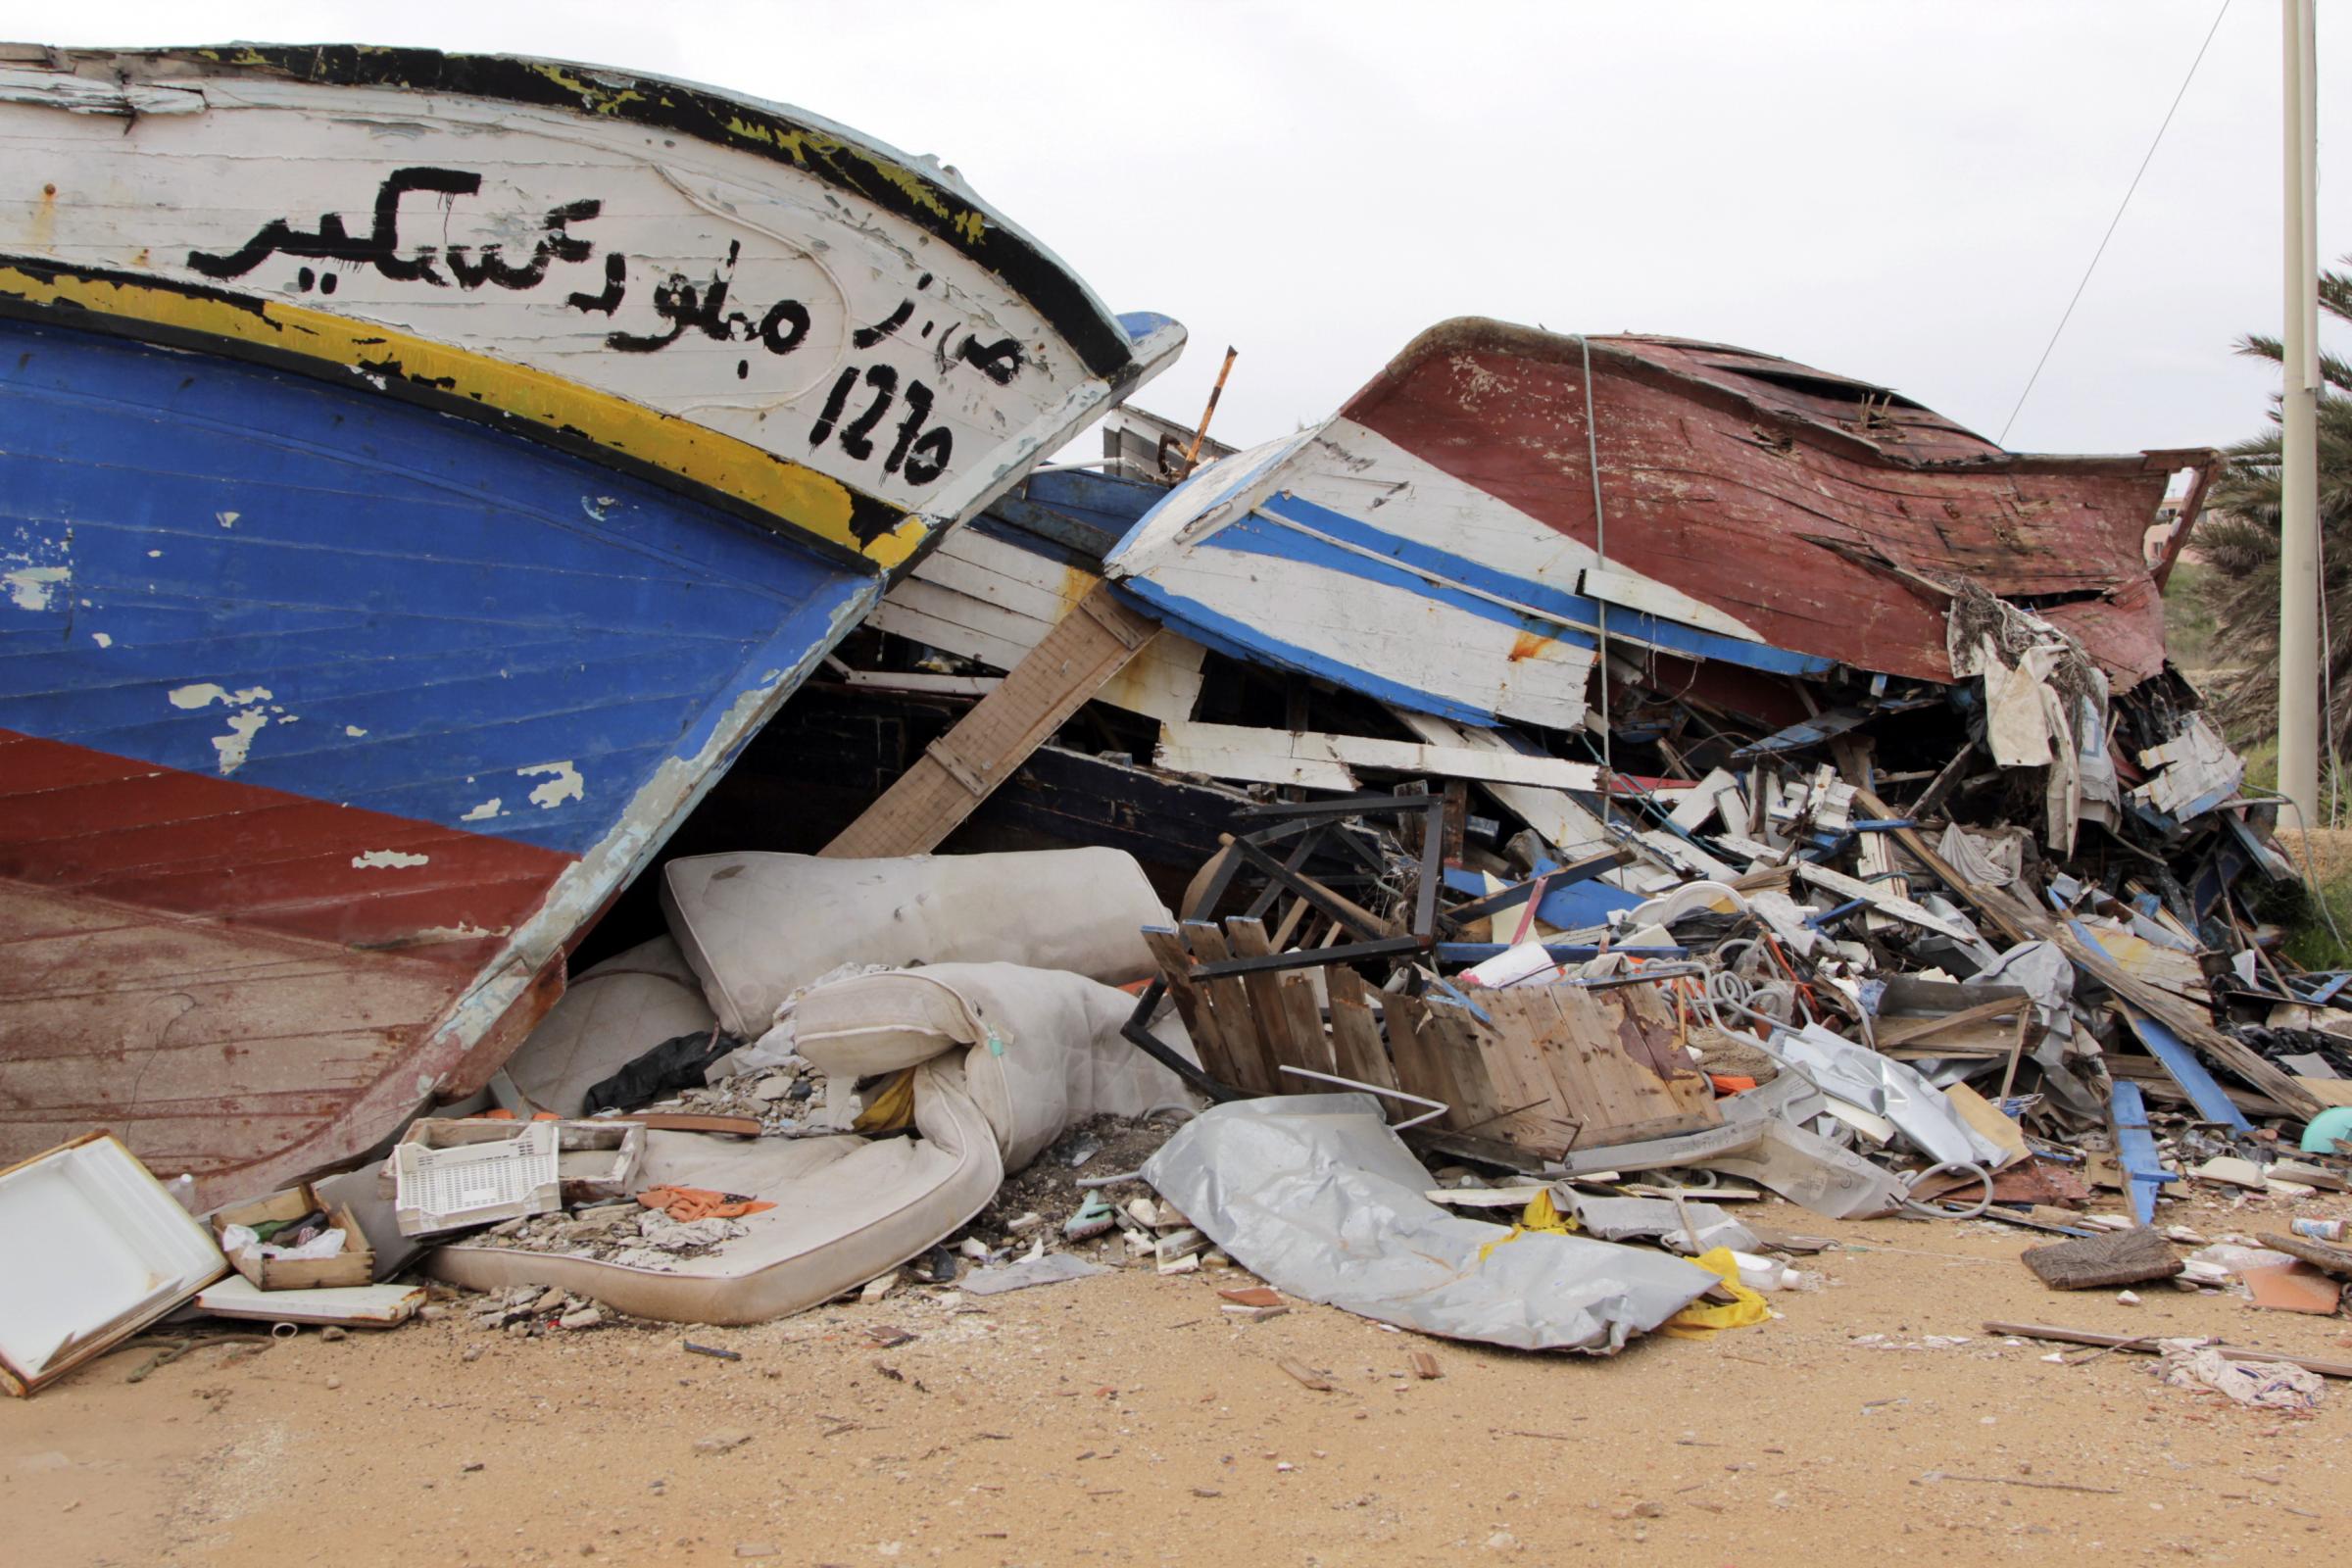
[1667,767,1741,832]
[822,582,1158,858]
[1324,963,1397,1092]
[1156,720,1601,793]
[1982,1322,2352,1379]
[1871,996,2028,1048]
[1142,926,1243,1091]
[1183,920,1277,1096]
[1275,969,1337,1079]
[1791,860,1978,943]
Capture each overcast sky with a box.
[10,1,2341,459]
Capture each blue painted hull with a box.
[0,318,876,1193]
[1,318,870,858]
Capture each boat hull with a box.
[1107,320,2202,729]
[0,46,1183,1198]
[1,318,876,1198]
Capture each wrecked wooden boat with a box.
[0,44,1184,1202]
[1105,319,2213,730]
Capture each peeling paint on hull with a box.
[0,47,1182,1200]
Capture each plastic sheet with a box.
[1139,1095,1716,1352]
[1778,1023,2011,1169]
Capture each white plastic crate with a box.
[391,1121,561,1237]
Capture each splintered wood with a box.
[820,583,1157,858]
[1392,983,1722,1152]
[1144,915,1717,1159]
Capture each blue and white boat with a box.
[0,43,1182,1201]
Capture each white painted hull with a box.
[1106,417,1759,730]
[0,47,1184,573]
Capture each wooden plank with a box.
[1418,997,1510,1135]
[1526,983,1720,1151]
[1160,720,1602,792]
[1222,917,1302,1076]
[1185,921,1279,1091]
[1872,996,2027,1048]
[1275,970,1337,1079]
[822,583,1157,858]
[1142,926,1243,1091]
[1324,964,1396,1092]
[1381,990,1473,1129]
[1667,767,1739,831]
[1443,991,1579,1150]
[1183,921,1276,1096]
[1981,1322,2352,1380]
[1154,725,1358,790]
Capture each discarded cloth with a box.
[1661,1247,1773,1339]
[2157,1341,2324,1410]
[583,1027,740,1117]
[1474,1188,1577,1260]
[1936,822,2024,888]
[1140,1095,1715,1353]
[635,1186,775,1223]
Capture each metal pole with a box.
[2279,0,2322,823]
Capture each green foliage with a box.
[2199,260,2352,756]
[2162,560,2219,674]
[2272,870,2352,971]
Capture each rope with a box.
[1578,334,1615,825]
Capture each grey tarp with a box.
[1139,1095,1716,1353]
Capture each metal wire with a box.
[1997,0,2232,443]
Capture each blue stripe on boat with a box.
[1225,490,1838,678]
[1107,579,1501,726]
[0,318,875,856]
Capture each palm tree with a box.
[2198,258,2352,760]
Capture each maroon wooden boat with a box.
[1109,320,2216,735]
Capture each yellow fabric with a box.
[1474,1189,1577,1261]
[1662,1247,1773,1339]
[850,1068,919,1134]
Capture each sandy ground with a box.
[9,1183,2352,1568]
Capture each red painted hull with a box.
[0,728,575,1203]
[1342,323,2208,690]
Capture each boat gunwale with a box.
[11,40,1147,381]
[1348,316,2218,484]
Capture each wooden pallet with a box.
[1142,917,1719,1159]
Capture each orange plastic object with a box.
[635,1185,777,1223]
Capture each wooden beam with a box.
[821,582,1157,858]
[1155,720,1602,793]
